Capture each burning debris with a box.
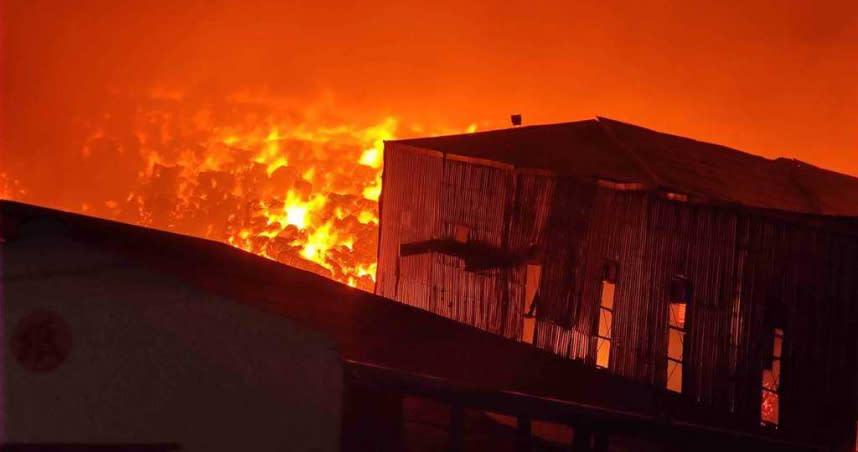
[6,90,480,290]
[71,92,397,290]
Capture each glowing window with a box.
[666,277,690,393]
[761,328,784,426]
[596,261,618,369]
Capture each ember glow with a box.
[9,89,477,290]
[0,174,24,200]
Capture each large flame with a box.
[6,89,480,290]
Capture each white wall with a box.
[2,227,342,451]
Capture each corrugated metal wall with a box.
[378,143,858,446]
[377,143,554,339]
[376,144,443,307]
[532,186,858,443]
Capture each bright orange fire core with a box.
[1,89,477,291]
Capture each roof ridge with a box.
[390,119,597,145]
[595,117,663,188]
[596,116,785,165]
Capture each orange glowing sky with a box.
[1,0,857,191]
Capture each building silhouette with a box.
[377,117,858,450]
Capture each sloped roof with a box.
[394,117,858,217]
[0,201,815,448]
[398,119,654,183]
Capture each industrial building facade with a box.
[377,117,858,450]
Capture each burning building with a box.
[377,117,858,450]
[5,116,858,451]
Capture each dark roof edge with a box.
[594,116,782,167]
[393,115,858,186]
[387,119,599,146]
